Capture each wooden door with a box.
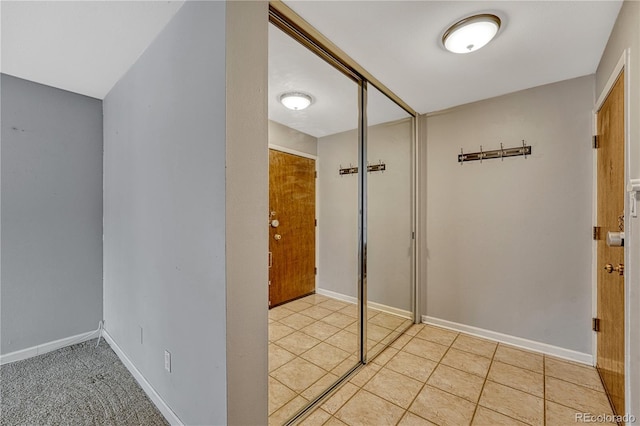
[596,71,625,416]
[269,149,316,307]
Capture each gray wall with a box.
[269,120,317,156]
[1,74,103,355]
[595,0,640,418]
[103,2,228,424]
[424,75,594,354]
[367,119,413,312]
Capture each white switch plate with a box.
[164,350,171,373]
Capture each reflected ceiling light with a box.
[442,14,501,54]
[280,92,313,110]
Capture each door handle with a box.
[606,231,624,247]
[269,252,272,268]
[604,263,624,276]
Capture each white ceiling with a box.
[1,1,623,137]
[0,1,184,99]
[283,0,622,114]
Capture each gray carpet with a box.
[0,339,169,426]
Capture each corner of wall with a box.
[225,2,269,424]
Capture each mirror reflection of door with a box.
[596,71,625,416]
[268,149,316,307]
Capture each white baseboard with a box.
[103,331,183,426]
[316,288,357,304]
[317,288,413,319]
[369,301,412,320]
[0,329,100,365]
[422,315,594,366]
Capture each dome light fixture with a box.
[442,14,501,54]
[280,92,313,111]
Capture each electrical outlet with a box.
[164,350,171,373]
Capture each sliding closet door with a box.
[267,22,361,423]
[364,85,415,361]
[268,7,417,421]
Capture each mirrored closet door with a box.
[267,22,361,424]
[267,9,416,424]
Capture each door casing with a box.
[592,48,631,416]
[596,70,625,415]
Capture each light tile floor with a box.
[270,296,615,426]
[269,294,411,425]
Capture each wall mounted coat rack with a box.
[339,161,386,175]
[458,140,531,164]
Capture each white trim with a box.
[422,315,594,366]
[317,287,412,319]
[369,300,412,320]
[103,331,183,426]
[595,52,626,110]
[0,329,100,365]
[268,144,317,160]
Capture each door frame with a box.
[268,144,319,293]
[592,48,631,410]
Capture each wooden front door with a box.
[596,71,625,416]
[268,149,316,307]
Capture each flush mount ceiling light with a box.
[442,14,501,54]
[280,92,313,111]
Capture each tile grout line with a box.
[385,325,429,424]
[475,344,546,426]
[398,330,459,425]
[468,339,498,425]
[321,378,363,422]
[541,389,615,419]
[543,374,608,394]
[496,352,545,374]
[269,375,308,419]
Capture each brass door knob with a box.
[604,263,624,276]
